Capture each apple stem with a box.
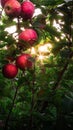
[17,17,21,32]
[26,0,30,2]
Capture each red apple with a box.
[21,1,35,20]
[1,0,9,7]
[19,29,38,45]
[2,63,18,79]
[16,54,33,70]
[4,0,21,18]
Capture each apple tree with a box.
[0,0,73,130]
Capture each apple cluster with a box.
[1,0,35,19]
[1,0,38,79]
[2,54,33,79]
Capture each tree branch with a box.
[4,85,19,130]
[29,63,36,130]
[53,51,73,90]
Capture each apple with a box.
[16,54,33,70]
[19,29,38,45]
[21,1,35,20]
[4,0,21,18]
[1,0,8,7]
[2,63,18,79]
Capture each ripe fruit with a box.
[1,0,8,7]
[16,54,33,70]
[19,29,38,45]
[2,63,18,79]
[4,0,21,18]
[21,1,35,20]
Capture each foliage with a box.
[0,0,73,130]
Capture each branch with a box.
[53,51,73,90]
[29,64,36,130]
[4,85,19,130]
[52,4,73,90]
